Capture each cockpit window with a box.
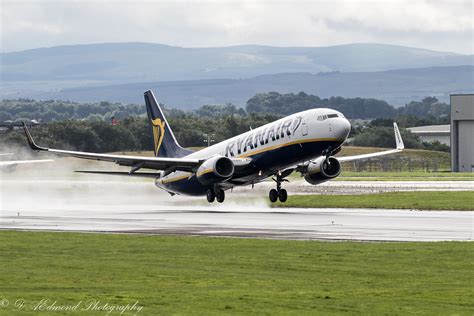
[317,113,339,121]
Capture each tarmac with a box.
[1,178,472,242]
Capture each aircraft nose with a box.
[334,118,351,140]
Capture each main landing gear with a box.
[206,187,225,203]
[269,173,288,203]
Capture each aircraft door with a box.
[301,120,308,136]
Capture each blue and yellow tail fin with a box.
[144,90,192,158]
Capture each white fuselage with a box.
[156,108,351,194]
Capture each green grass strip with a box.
[0,231,473,315]
[276,191,474,210]
[341,171,474,178]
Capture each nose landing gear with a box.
[269,173,288,203]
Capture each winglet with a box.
[22,122,47,151]
[393,122,404,150]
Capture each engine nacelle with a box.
[304,156,341,185]
[196,155,234,185]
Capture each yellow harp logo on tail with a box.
[151,118,166,156]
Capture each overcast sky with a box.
[1,0,473,54]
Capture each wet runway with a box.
[1,178,472,242]
[1,206,472,241]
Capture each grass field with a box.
[276,191,474,210]
[0,231,473,315]
[337,171,474,181]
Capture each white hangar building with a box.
[407,125,450,146]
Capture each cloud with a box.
[0,0,472,54]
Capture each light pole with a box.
[203,133,215,147]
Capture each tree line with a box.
[0,93,450,152]
[0,113,281,152]
[1,93,449,124]
[0,99,144,123]
[247,93,450,123]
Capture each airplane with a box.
[22,90,404,203]
[0,153,53,172]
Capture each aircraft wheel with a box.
[269,189,278,203]
[278,189,288,203]
[206,189,215,203]
[216,189,225,203]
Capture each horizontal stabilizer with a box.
[0,159,53,166]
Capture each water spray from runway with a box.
[1,152,271,215]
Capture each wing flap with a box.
[46,148,199,170]
[75,170,160,178]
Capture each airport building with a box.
[451,94,474,172]
[407,125,450,145]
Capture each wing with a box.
[22,122,201,173]
[75,170,160,178]
[0,159,54,166]
[337,122,404,162]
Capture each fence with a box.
[342,157,450,172]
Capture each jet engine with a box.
[196,155,234,185]
[304,156,341,185]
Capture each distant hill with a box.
[8,66,473,108]
[2,42,473,82]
